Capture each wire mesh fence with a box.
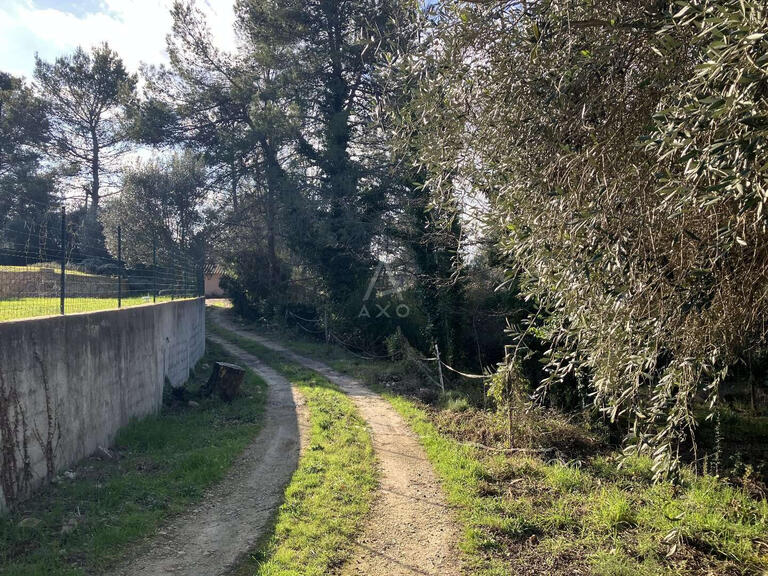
[0,207,203,323]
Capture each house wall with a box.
[204,274,224,297]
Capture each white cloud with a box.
[0,0,237,79]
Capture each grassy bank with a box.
[0,339,267,576]
[218,310,768,576]
[388,398,768,576]
[0,296,179,322]
[208,323,377,576]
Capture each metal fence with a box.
[0,207,203,323]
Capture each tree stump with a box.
[202,362,245,402]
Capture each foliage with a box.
[392,0,768,475]
[0,72,56,264]
[101,151,207,266]
[233,0,410,306]
[34,44,137,255]
[141,0,491,365]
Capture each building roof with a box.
[204,263,226,276]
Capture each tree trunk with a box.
[202,362,245,402]
[261,139,283,288]
[90,129,100,212]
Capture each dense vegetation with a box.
[3,0,768,479]
[395,0,768,477]
[223,310,768,576]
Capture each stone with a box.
[18,517,40,529]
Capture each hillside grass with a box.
[207,322,377,576]
[217,308,768,576]
[0,338,267,576]
[0,264,100,277]
[0,296,180,322]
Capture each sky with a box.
[0,0,237,79]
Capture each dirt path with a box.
[211,310,462,576]
[108,333,308,576]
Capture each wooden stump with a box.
[202,362,245,402]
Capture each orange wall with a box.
[205,274,224,297]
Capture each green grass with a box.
[383,396,768,575]
[0,339,267,576]
[215,309,768,576]
[0,264,100,277]
[208,323,377,576]
[0,296,181,322]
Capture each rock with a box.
[18,517,40,529]
[63,470,77,480]
[61,517,80,535]
[202,362,246,402]
[188,400,200,408]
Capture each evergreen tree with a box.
[35,44,137,256]
[0,72,56,264]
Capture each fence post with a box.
[153,237,157,303]
[117,225,122,309]
[199,238,205,298]
[60,207,66,315]
[434,341,446,394]
[183,252,188,299]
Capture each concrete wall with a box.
[0,298,205,511]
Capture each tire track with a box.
[108,332,308,576]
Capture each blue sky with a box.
[0,0,236,79]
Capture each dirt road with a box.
[108,332,308,576]
[211,310,462,576]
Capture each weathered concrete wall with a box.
[0,298,205,511]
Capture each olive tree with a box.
[393,0,768,476]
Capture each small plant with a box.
[488,355,530,448]
[544,462,589,493]
[439,390,471,413]
[591,550,666,576]
[591,489,637,532]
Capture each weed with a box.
[590,489,637,532]
[544,462,590,493]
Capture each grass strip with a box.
[209,322,377,576]
[0,338,267,576]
